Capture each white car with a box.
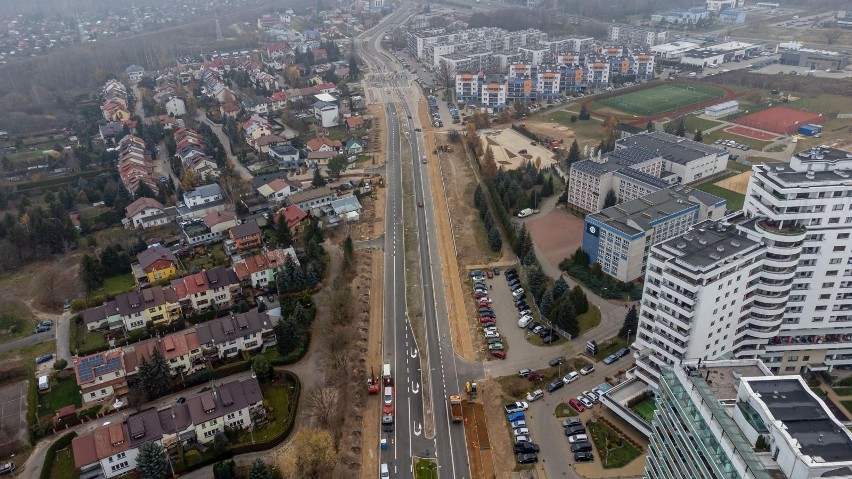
[518,316,533,328]
[483,326,498,335]
[583,390,599,403]
[513,427,531,436]
[578,396,594,409]
[568,434,588,444]
[485,330,500,338]
[526,389,544,402]
[563,371,579,383]
[512,288,525,297]
[518,309,531,317]
[505,402,529,413]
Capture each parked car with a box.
[0,463,15,475]
[484,330,500,339]
[615,347,630,358]
[510,420,527,429]
[565,424,586,436]
[488,342,504,350]
[518,309,531,317]
[568,398,586,413]
[603,354,619,365]
[583,390,600,403]
[578,396,594,409]
[526,389,544,402]
[580,364,595,375]
[39,320,53,328]
[492,350,506,359]
[176,397,186,404]
[574,452,594,462]
[514,434,532,444]
[545,379,565,393]
[507,411,526,422]
[549,356,566,367]
[568,434,588,444]
[486,270,494,278]
[518,316,533,328]
[517,368,533,377]
[34,325,50,334]
[571,442,593,453]
[512,427,531,437]
[35,353,54,365]
[542,334,558,344]
[514,442,539,453]
[531,325,545,335]
[516,453,539,464]
[504,402,529,413]
[561,418,582,428]
[493,267,500,275]
[538,328,554,338]
[563,371,579,383]
[527,372,544,382]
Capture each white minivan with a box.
[518,315,533,328]
[381,463,390,478]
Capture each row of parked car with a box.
[427,96,443,128]
[471,268,506,359]
[34,319,53,334]
[714,138,751,151]
[561,418,594,461]
[500,401,540,464]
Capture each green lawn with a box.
[665,114,723,135]
[0,299,37,343]
[578,306,601,334]
[182,243,230,273]
[630,397,657,423]
[596,83,725,117]
[75,323,108,355]
[40,376,82,416]
[539,111,607,140]
[555,402,579,418]
[415,458,438,479]
[833,387,852,397]
[842,400,852,415]
[694,174,745,211]
[48,446,77,479]
[101,274,135,296]
[234,381,295,444]
[593,336,629,361]
[587,420,642,469]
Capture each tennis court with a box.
[596,84,726,117]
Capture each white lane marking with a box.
[412,381,420,394]
[410,348,418,359]
[413,421,422,436]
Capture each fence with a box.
[838,113,852,119]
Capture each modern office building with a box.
[779,47,849,70]
[645,359,852,479]
[705,100,740,117]
[608,25,668,47]
[616,131,729,184]
[650,7,710,25]
[743,147,852,373]
[632,219,769,388]
[567,147,664,214]
[583,186,726,282]
[651,41,701,60]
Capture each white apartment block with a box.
[633,220,767,389]
[567,148,664,214]
[481,79,508,110]
[706,0,743,12]
[608,25,668,47]
[616,131,729,184]
[407,27,546,67]
[743,147,852,374]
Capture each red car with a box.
[492,350,506,359]
[479,301,491,308]
[486,270,494,278]
[527,372,545,382]
[480,316,497,323]
[569,398,586,413]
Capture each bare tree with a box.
[307,386,338,427]
[824,26,843,45]
[436,60,452,90]
[278,429,337,479]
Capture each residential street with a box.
[194,110,253,180]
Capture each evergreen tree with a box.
[567,139,581,165]
[619,305,639,339]
[138,349,171,400]
[481,146,498,179]
[603,189,617,208]
[553,276,569,301]
[570,285,589,315]
[473,184,486,210]
[541,176,554,197]
[540,288,555,317]
[551,296,579,337]
[247,459,271,479]
[311,168,327,187]
[213,460,236,479]
[693,129,703,142]
[487,226,502,252]
[578,104,590,120]
[274,316,300,354]
[136,441,169,479]
[526,265,547,305]
[275,213,293,246]
[342,235,354,271]
[80,254,103,293]
[646,120,655,132]
[252,355,273,382]
[675,119,686,137]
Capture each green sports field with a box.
[596,83,726,117]
[630,397,657,423]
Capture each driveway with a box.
[194,111,253,180]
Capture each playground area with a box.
[595,83,726,117]
[733,106,825,135]
[714,170,753,195]
[725,125,779,141]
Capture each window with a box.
[840,233,851,240]
[785,366,795,372]
[816,305,827,311]
[830,217,841,224]
[788,356,798,362]
[835,246,846,252]
[803,356,810,361]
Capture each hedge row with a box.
[38,432,77,479]
[16,169,110,192]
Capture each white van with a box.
[518,315,533,328]
[380,463,390,478]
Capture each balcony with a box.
[757,218,806,237]
[769,333,852,348]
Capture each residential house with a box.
[233,247,298,289]
[345,138,364,154]
[327,195,363,224]
[178,183,226,219]
[124,330,203,378]
[101,101,131,122]
[134,246,178,284]
[165,97,187,117]
[250,134,285,154]
[82,300,122,331]
[241,96,271,115]
[313,101,339,128]
[312,48,328,62]
[273,205,308,231]
[305,137,342,153]
[257,178,303,203]
[268,144,302,170]
[126,64,145,82]
[117,135,159,195]
[72,422,136,479]
[124,197,176,229]
[345,116,365,130]
[195,309,275,359]
[170,267,241,312]
[285,187,338,214]
[73,350,129,406]
[307,150,336,167]
[220,101,241,118]
[114,287,181,331]
[269,91,288,111]
[98,122,124,143]
[187,379,264,443]
[227,221,263,253]
[204,211,238,235]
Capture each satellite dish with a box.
[113,399,124,410]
